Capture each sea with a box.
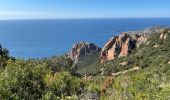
[0,18,170,58]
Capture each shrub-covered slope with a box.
[99,29,170,99]
[75,51,101,75]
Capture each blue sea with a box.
[0,18,170,58]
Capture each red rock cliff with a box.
[100,33,148,63]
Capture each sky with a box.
[0,0,170,19]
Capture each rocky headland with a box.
[68,26,167,64]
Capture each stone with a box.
[120,62,127,66]
[153,44,159,48]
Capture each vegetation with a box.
[0,28,170,99]
[0,45,11,68]
[76,52,101,75]
[99,29,170,99]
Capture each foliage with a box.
[87,82,101,93]
[0,45,11,68]
[46,55,75,73]
[44,71,84,97]
[42,91,60,100]
[76,52,102,75]
[0,60,49,99]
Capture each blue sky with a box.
[0,0,170,19]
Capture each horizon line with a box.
[0,17,170,21]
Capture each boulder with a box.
[153,44,159,48]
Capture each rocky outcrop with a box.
[100,33,148,63]
[100,26,167,63]
[68,42,101,64]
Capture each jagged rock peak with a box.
[100,32,139,63]
[68,42,101,64]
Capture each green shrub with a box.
[87,82,100,93]
[44,71,84,97]
[0,60,48,99]
[46,55,75,73]
[0,45,11,68]
[42,91,60,100]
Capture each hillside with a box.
[0,27,169,100]
[71,27,170,99]
[98,28,170,99]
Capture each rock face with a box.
[68,42,101,64]
[100,33,142,63]
[100,26,166,63]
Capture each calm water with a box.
[0,18,170,58]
